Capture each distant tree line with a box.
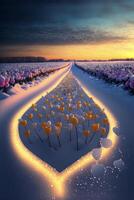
[0,56,134,63]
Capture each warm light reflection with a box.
[9,67,118,198]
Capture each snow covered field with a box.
[0,62,133,200]
[76,61,134,94]
[0,62,69,98]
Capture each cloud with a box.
[0,0,132,47]
[0,25,126,45]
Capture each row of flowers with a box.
[0,62,68,92]
[76,61,134,93]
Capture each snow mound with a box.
[0,92,9,100]
[92,148,102,160]
[91,164,105,177]
[113,127,120,136]
[100,138,112,148]
[113,158,125,170]
[8,84,24,95]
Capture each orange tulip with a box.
[37,113,42,119]
[41,122,47,129]
[59,106,65,112]
[83,130,90,137]
[44,126,52,135]
[24,129,31,138]
[91,123,100,132]
[86,113,93,120]
[20,120,27,127]
[102,118,109,125]
[83,101,89,107]
[69,116,79,126]
[28,113,33,120]
[83,130,90,144]
[55,122,62,129]
[24,129,32,143]
[69,115,79,150]
[44,125,52,147]
[100,127,107,136]
[77,103,82,109]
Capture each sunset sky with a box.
[0,0,134,59]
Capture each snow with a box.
[100,138,112,148]
[0,62,133,200]
[113,158,125,170]
[0,91,9,100]
[91,148,102,160]
[91,163,105,177]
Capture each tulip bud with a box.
[91,123,100,132]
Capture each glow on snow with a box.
[9,66,118,198]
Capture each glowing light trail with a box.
[9,67,118,198]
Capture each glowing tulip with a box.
[24,129,32,143]
[19,120,27,127]
[91,123,100,132]
[28,113,34,120]
[41,122,47,129]
[83,130,90,144]
[77,103,82,109]
[32,104,36,108]
[85,113,93,120]
[24,129,31,138]
[69,115,79,150]
[100,127,107,136]
[102,118,109,125]
[44,125,52,147]
[69,115,79,126]
[55,121,62,129]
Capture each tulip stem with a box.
[69,130,72,142]
[47,135,51,147]
[88,132,95,144]
[31,119,43,142]
[75,126,79,151]
[57,135,61,147]
[85,136,88,144]
[36,131,43,142]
